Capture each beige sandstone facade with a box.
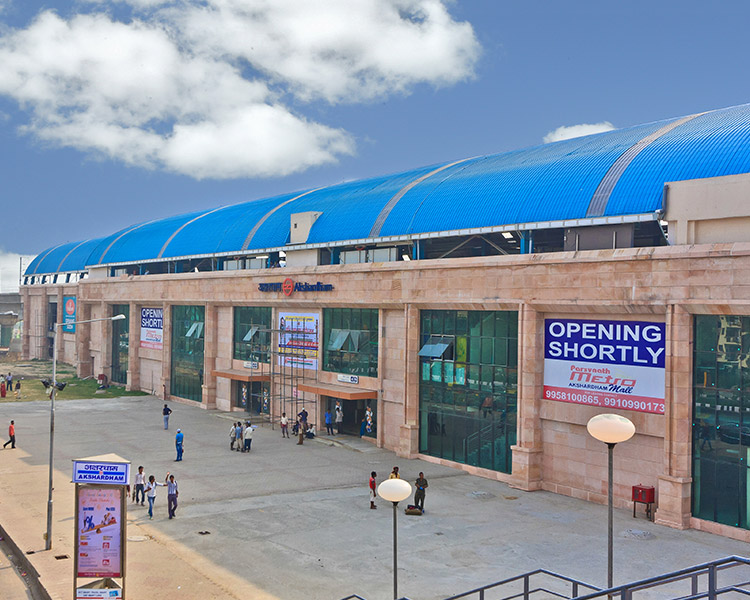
[21,240,750,541]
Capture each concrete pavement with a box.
[1,395,749,600]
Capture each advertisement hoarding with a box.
[278,312,318,369]
[140,308,163,350]
[63,296,77,333]
[76,486,123,578]
[543,318,666,415]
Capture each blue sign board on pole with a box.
[73,459,130,485]
[62,296,77,333]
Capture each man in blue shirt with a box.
[175,429,184,461]
[324,410,334,436]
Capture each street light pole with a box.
[586,414,635,592]
[377,478,412,600]
[45,313,126,551]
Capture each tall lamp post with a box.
[377,478,412,600]
[45,313,126,551]
[586,413,635,591]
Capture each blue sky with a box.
[1,0,749,259]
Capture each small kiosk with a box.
[72,454,130,599]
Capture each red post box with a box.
[632,484,655,520]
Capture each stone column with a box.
[98,302,114,382]
[76,303,93,378]
[21,288,31,360]
[202,303,217,409]
[400,303,420,458]
[161,303,172,400]
[127,303,140,392]
[655,304,693,529]
[510,303,543,491]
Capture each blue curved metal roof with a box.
[26,103,750,275]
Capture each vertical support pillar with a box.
[203,303,217,409]
[399,303,420,457]
[21,288,31,360]
[510,303,544,490]
[655,304,693,528]
[76,303,93,379]
[127,303,140,392]
[161,303,172,400]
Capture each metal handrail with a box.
[572,555,750,599]
[443,568,600,600]
[340,555,750,600]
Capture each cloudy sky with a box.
[1,0,750,260]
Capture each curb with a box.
[0,521,52,600]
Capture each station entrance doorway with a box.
[325,396,377,438]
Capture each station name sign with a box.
[73,460,130,485]
[259,278,334,296]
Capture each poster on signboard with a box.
[278,312,318,369]
[140,307,163,350]
[76,486,123,578]
[543,318,666,415]
[63,296,77,333]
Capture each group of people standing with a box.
[369,466,429,512]
[0,372,21,398]
[230,420,255,452]
[132,465,179,519]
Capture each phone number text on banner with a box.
[543,318,666,415]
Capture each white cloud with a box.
[543,121,616,144]
[0,1,479,179]
[0,251,35,293]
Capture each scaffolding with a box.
[239,316,319,430]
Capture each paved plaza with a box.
[0,395,748,600]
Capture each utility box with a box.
[632,485,655,503]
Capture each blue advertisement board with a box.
[62,296,77,333]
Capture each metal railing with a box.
[340,555,750,600]
[572,555,750,600]
[443,568,600,600]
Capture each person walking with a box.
[243,421,253,452]
[175,429,184,461]
[145,475,165,519]
[280,412,290,438]
[134,466,146,505]
[324,409,334,436]
[335,402,344,434]
[3,420,15,449]
[162,404,172,430]
[166,473,179,519]
[414,472,428,511]
[229,421,237,450]
[369,471,377,509]
[389,466,401,479]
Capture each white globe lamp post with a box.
[377,478,412,600]
[587,414,635,591]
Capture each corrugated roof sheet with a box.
[25,103,750,275]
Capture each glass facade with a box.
[235,380,270,414]
[111,304,129,384]
[693,315,750,529]
[322,308,379,377]
[171,305,205,402]
[233,307,272,363]
[419,310,518,473]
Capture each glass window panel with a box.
[456,336,468,363]
[468,364,480,390]
[481,338,493,364]
[495,338,507,367]
[481,312,494,337]
[456,311,468,335]
[469,337,480,365]
[444,311,456,335]
[432,311,444,335]
[480,365,493,391]
[718,361,741,390]
[454,363,466,386]
[444,361,454,385]
[495,313,508,338]
[469,312,481,337]
[431,361,443,382]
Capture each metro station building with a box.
[20,103,750,541]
